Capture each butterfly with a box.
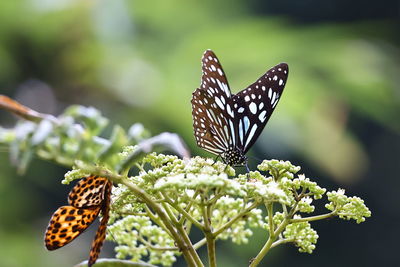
[45,176,112,267]
[191,50,288,169]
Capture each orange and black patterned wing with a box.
[44,205,101,250]
[88,180,112,267]
[68,176,109,208]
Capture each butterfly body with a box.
[221,145,247,166]
[191,50,288,167]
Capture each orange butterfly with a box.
[45,176,112,266]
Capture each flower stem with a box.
[249,208,289,267]
[290,211,336,223]
[202,203,216,267]
[212,201,259,237]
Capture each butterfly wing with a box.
[44,205,101,250]
[88,180,112,267]
[68,176,109,208]
[191,50,235,155]
[231,63,288,153]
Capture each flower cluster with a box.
[104,153,370,266]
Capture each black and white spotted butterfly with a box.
[191,50,288,170]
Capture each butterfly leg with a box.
[212,155,220,166]
[245,162,250,173]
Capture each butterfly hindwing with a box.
[44,205,101,250]
[192,50,235,154]
[88,180,112,266]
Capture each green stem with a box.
[177,224,205,267]
[249,218,290,267]
[180,190,199,223]
[161,194,204,267]
[290,212,336,223]
[212,201,259,237]
[138,235,179,251]
[167,198,203,230]
[202,204,216,267]
[120,179,196,265]
[271,238,295,248]
[266,203,274,234]
[144,205,171,237]
[206,233,216,267]
[193,238,207,250]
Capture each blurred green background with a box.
[0,0,399,266]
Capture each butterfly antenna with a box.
[106,228,117,243]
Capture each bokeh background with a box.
[0,0,399,266]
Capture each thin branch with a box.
[212,201,259,237]
[266,203,274,236]
[138,235,179,251]
[249,217,290,267]
[179,190,199,225]
[166,197,203,230]
[202,202,216,267]
[161,193,204,267]
[271,238,295,249]
[290,211,336,223]
[193,238,207,250]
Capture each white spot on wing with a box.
[271,92,276,104]
[249,102,257,114]
[243,116,250,133]
[245,124,258,149]
[239,120,244,145]
[258,110,267,122]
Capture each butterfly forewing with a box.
[192,50,235,154]
[231,63,288,153]
[68,176,109,208]
[44,205,101,250]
